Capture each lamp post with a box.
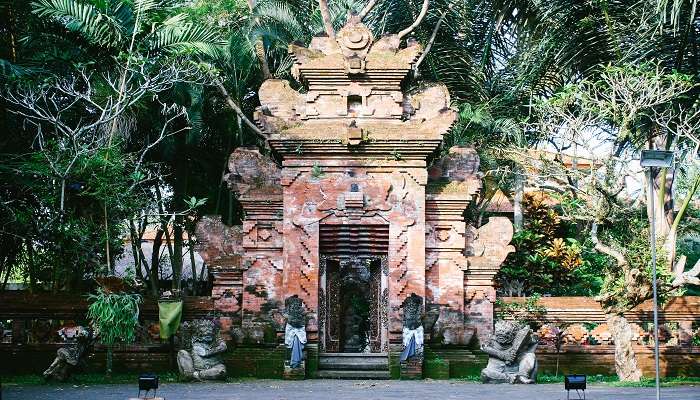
[640,149,674,400]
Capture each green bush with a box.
[87,288,142,376]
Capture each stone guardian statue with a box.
[400,293,424,361]
[284,296,307,368]
[177,319,227,381]
[480,320,538,384]
[43,326,92,381]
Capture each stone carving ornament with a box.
[480,320,538,384]
[335,18,373,73]
[177,319,227,381]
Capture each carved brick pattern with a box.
[211,268,243,317]
[393,227,410,298]
[381,287,390,329]
[318,286,326,352]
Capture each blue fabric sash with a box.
[290,334,304,368]
[400,334,416,362]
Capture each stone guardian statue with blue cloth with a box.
[284,296,307,368]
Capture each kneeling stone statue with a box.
[177,319,227,381]
[43,326,92,381]
[480,320,538,384]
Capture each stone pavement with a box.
[3,380,699,400]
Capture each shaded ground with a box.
[3,379,699,400]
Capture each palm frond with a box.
[31,0,126,48]
[253,0,308,40]
[148,15,226,58]
[657,0,698,32]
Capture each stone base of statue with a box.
[177,349,227,381]
[480,352,537,384]
[283,360,306,380]
[400,356,423,380]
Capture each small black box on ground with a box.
[138,373,159,399]
[564,374,586,400]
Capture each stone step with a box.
[318,352,389,374]
[316,370,391,379]
[319,352,388,357]
[319,359,388,370]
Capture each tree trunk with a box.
[173,214,183,292]
[60,178,66,212]
[103,202,113,274]
[128,219,144,281]
[150,229,164,297]
[244,0,271,79]
[513,172,524,231]
[187,229,198,296]
[665,174,700,269]
[1,263,11,291]
[154,183,175,284]
[647,167,674,240]
[171,124,186,293]
[26,238,36,292]
[106,344,113,378]
[607,314,642,382]
[318,0,335,39]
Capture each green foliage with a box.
[495,294,547,328]
[31,0,225,55]
[598,213,680,312]
[496,193,608,296]
[184,196,208,210]
[310,162,323,178]
[446,102,524,150]
[0,142,143,290]
[86,288,142,346]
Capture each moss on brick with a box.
[424,359,450,379]
[388,351,401,379]
[305,345,319,377]
[448,360,485,378]
[424,346,488,379]
[224,346,286,378]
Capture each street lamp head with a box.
[640,150,674,168]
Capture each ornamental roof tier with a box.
[254,18,457,159]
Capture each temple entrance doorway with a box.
[318,224,388,354]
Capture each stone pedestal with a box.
[400,357,423,380]
[283,360,306,380]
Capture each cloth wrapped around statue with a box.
[400,326,424,361]
[480,320,538,384]
[285,325,307,368]
[177,320,227,381]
